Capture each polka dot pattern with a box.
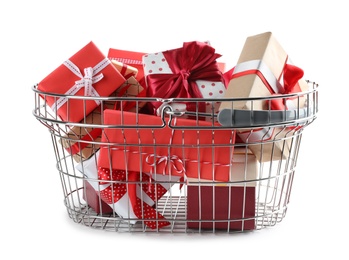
[97,167,170,229]
[143,51,226,120]
[133,198,170,229]
[142,53,172,75]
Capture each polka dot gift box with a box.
[76,151,181,229]
[142,41,227,119]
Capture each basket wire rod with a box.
[196,126,202,232]
[135,112,147,232]
[211,127,216,232]
[52,133,76,219]
[241,146,250,232]
[180,128,189,233]
[226,131,236,232]
[285,133,303,207]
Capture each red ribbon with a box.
[145,41,224,114]
[223,61,304,110]
[98,168,170,229]
[271,63,304,110]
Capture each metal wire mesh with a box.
[32,81,318,233]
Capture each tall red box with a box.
[187,148,258,230]
[187,186,255,230]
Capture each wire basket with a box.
[32,81,318,233]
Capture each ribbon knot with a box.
[146,154,186,176]
[145,41,223,112]
[179,70,191,80]
[51,58,111,113]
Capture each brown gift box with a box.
[60,76,145,163]
[111,60,138,79]
[219,31,309,111]
[237,126,301,162]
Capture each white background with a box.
[1,0,347,259]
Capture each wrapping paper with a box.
[98,109,236,182]
[38,41,126,122]
[76,151,181,229]
[142,41,226,118]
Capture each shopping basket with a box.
[32,81,318,233]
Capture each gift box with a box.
[187,148,258,230]
[60,76,146,163]
[108,48,146,82]
[111,60,138,79]
[38,41,126,123]
[98,109,236,182]
[219,31,309,112]
[75,153,113,214]
[142,41,226,117]
[76,151,181,229]
[237,126,301,162]
[59,103,110,163]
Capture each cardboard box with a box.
[238,126,301,162]
[187,148,258,230]
[219,32,309,112]
[111,60,138,79]
[98,109,236,182]
[108,48,146,82]
[60,77,145,163]
[38,41,126,122]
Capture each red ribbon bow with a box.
[98,167,170,229]
[270,63,304,110]
[145,41,224,114]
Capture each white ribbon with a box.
[51,58,111,113]
[145,154,186,176]
[233,59,285,94]
[238,128,274,143]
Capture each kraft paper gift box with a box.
[142,41,227,118]
[111,60,138,79]
[237,126,302,162]
[37,41,126,123]
[76,151,181,229]
[60,76,146,163]
[187,148,258,230]
[108,48,146,83]
[219,31,309,112]
[98,109,236,182]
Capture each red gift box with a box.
[98,109,236,182]
[82,180,113,214]
[76,150,180,229]
[142,41,226,116]
[187,186,255,230]
[187,148,258,230]
[38,41,126,122]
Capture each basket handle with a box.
[217,107,311,128]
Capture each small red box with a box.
[83,180,113,214]
[108,48,146,82]
[38,41,126,122]
[187,186,255,230]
